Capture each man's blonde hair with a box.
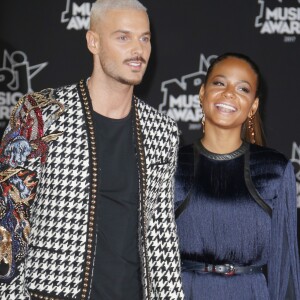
[90,0,147,30]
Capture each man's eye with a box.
[118,36,128,41]
[141,36,150,42]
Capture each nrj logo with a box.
[159,54,217,134]
[0,50,48,128]
[61,0,92,30]
[255,0,300,41]
[291,142,300,208]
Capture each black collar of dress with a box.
[196,141,249,161]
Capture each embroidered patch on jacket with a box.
[0,90,64,281]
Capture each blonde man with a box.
[0,0,184,299]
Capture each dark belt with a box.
[181,260,264,276]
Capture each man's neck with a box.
[87,76,134,119]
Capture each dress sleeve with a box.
[268,161,300,300]
[174,145,194,211]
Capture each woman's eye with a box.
[239,87,250,93]
[212,81,224,86]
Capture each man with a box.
[0,0,184,299]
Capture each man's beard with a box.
[114,74,143,86]
[99,52,147,86]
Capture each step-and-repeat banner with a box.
[0,0,299,244]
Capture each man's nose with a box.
[131,39,143,57]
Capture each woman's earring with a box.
[200,98,205,134]
[248,113,255,144]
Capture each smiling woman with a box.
[200,53,264,147]
[175,53,300,300]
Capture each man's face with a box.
[94,9,151,86]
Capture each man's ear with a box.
[86,30,99,54]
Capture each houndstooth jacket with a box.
[0,80,184,300]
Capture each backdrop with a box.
[0,0,299,246]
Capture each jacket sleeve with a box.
[0,99,35,298]
[268,161,300,300]
[147,122,185,300]
[0,91,62,299]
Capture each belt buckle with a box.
[224,264,235,276]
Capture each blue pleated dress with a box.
[175,142,300,300]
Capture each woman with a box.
[175,53,300,299]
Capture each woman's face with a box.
[200,57,259,132]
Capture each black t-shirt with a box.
[90,110,142,300]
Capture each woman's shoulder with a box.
[249,143,289,177]
[177,144,195,169]
[249,143,288,163]
[178,143,194,155]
